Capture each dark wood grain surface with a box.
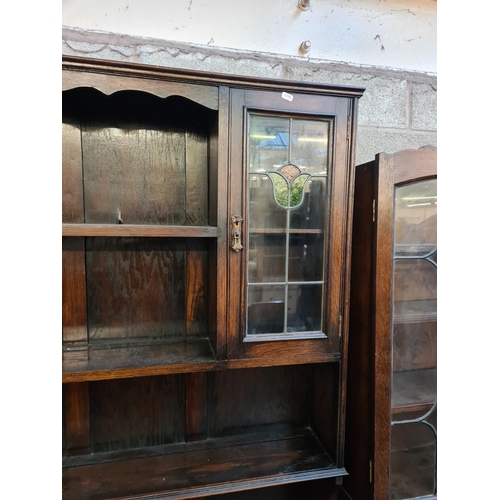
[62,69,219,110]
[392,146,437,186]
[62,339,217,383]
[342,161,376,500]
[62,237,88,344]
[62,224,219,237]
[207,365,311,439]
[63,382,90,456]
[89,375,185,453]
[63,432,344,500]
[62,118,84,223]
[63,56,365,98]
[86,237,188,342]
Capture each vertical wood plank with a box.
[226,88,245,359]
[336,98,358,471]
[185,372,208,442]
[211,86,229,359]
[185,125,209,226]
[64,382,90,456]
[343,161,376,500]
[373,153,395,500]
[86,237,186,343]
[311,363,338,460]
[90,376,185,453]
[62,237,88,344]
[62,120,84,223]
[185,120,209,337]
[186,239,208,337]
[208,366,311,438]
[81,92,187,225]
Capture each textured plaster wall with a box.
[62,0,437,74]
[62,27,437,164]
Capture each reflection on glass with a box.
[247,285,285,334]
[393,260,436,303]
[288,233,324,282]
[249,116,289,173]
[287,284,323,332]
[390,417,437,500]
[390,179,437,499]
[289,178,326,231]
[248,234,286,283]
[249,175,287,230]
[394,179,437,257]
[291,120,329,175]
[246,114,331,336]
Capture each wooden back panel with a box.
[63,88,214,226]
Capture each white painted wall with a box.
[62,0,436,74]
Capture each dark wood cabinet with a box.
[343,146,437,500]
[62,56,364,499]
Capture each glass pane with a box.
[249,175,287,230]
[289,178,327,230]
[288,233,324,282]
[246,114,330,338]
[391,369,436,416]
[390,416,437,500]
[247,285,286,334]
[291,120,329,175]
[249,116,289,173]
[393,259,436,303]
[390,178,437,499]
[248,233,286,283]
[394,179,437,257]
[287,284,323,332]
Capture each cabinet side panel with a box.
[372,154,396,500]
[90,375,185,453]
[343,162,376,500]
[62,237,88,344]
[311,363,339,461]
[208,365,311,438]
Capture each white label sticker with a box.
[281,92,294,102]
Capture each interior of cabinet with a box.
[62,86,220,379]
[62,364,346,499]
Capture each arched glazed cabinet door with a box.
[344,146,437,500]
[391,176,437,499]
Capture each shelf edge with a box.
[62,224,220,238]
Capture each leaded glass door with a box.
[228,88,353,360]
[390,179,437,499]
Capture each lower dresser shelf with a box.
[62,429,346,499]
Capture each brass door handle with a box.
[231,215,243,252]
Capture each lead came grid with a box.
[246,115,331,335]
